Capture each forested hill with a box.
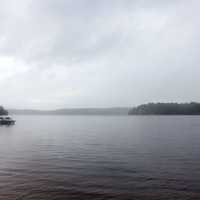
[0,106,8,115]
[129,103,200,115]
[9,107,130,115]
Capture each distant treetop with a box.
[129,102,200,115]
[0,106,8,115]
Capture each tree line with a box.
[129,102,200,115]
[0,106,8,115]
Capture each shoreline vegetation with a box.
[129,102,200,115]
[5,102,200,115]
[0,106,8,115]
[9,107,130,116]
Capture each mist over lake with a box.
[0,115,200,199]
[0,0,200,199]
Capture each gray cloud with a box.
[0,0,199,109]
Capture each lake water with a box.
[0,115,200,199]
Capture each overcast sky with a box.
[0,0,199,109]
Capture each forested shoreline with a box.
[129,102,200,115]
[0,106,8,115]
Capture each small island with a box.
[0,106,8,115]
[129,102,200,115]
[0,106,15,125]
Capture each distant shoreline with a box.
[8,107,131,116]
[129,102,200,115]
[7,102,200,116]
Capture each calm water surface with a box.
[0,115,200,199]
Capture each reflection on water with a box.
[0,115,200,199]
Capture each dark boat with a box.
[0,117,16,125]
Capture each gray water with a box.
[0,116,200,200]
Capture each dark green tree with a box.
[0,106,8,115]
[129,102,200,115]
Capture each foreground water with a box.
[0,115,200,200]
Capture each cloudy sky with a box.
[0,0,199,109]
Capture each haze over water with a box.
[0,115,200,199]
